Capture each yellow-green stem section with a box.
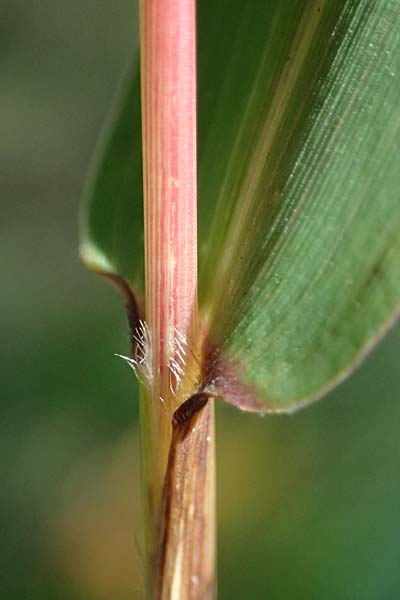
[139,384,172,565]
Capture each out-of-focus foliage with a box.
[2,2,400,599]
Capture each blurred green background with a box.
[2,2,400,598]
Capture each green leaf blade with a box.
[200,0,400,411]
[79,0,400,413]
[79,64,144,293]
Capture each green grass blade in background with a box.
[199,0,400,411]
[79,64,144,293]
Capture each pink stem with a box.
[140,0,197,404]
[139,3,202,588]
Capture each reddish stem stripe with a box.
[140,0,197,395]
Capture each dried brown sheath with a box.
[154,394,216,599]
